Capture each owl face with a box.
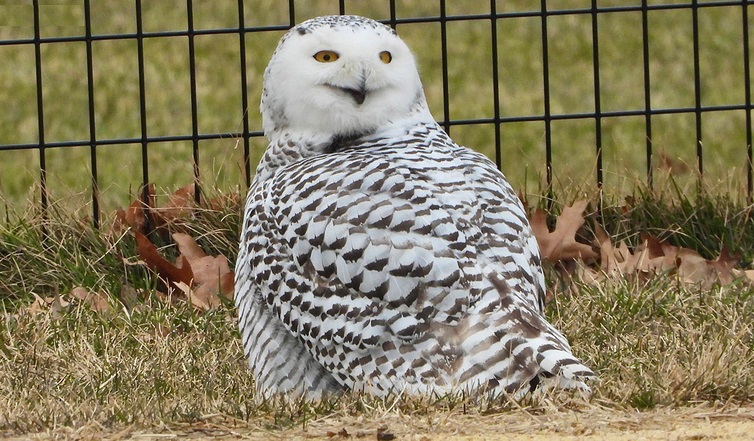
[261,16,429,139]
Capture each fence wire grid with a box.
[0,0,753,228]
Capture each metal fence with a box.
[0,0,752,227]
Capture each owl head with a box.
[260,15,434,141]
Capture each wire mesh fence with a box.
[0,0,752,228]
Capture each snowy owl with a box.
[235,15,594,398]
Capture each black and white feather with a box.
[235,15,594,398]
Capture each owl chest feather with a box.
[241,127,545,383]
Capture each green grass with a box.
[1,189,754,434]
[1,1,752,217]
[598,183,754,264]
[1,1,754,436]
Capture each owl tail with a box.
[526,343,596,399]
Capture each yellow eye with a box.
[313,50,339,63]
[379,51,392,64]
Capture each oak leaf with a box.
[135,231,194,287]
[173,233,234,309]
[26,293,69,316]
[530,200,598,263]
[70,286,110,313]
[135,231,233,310]
[111,184,198,237]
[113,184,158,235]
[154,183,196,224]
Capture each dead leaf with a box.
[584,227,671,284]
[26,293,69,315]
[112,184,201,236]
[173,232,207,261]
[70,286,110,313]
[113,184,158,235]
[603,233,745,289]
[119,285,141,309]
[136,231,194,287]
[174,281,214,310]
[26,293,52,314]
[325,428,350,438]
[530,201,598,264]
[173,233,234,307]
[707,246,741,285]
[658,153,690,174]
[376,426,396,441]
[135,231,233,310]
[155,183,196,223]
[744,270,754,282]
[206,191,240,211]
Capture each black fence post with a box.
[2,1,754,225]
[187,0,201,204]
[135,0,151,230]
[83,0,100,228]
[743,0,753,204]
[439,0,451,135]
[692,0,704,183]
[490,0,502,171]
[591,0,603,192]
[539,0,553,209]
[32,0,48,229]
[237,0,252,189]
[641,0,654,190]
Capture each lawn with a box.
[1,1,754,439]
[1,183,754,437]
[1,0,752,216]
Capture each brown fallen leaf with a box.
[26,293,69,315]
[70,286,110,313]
[113,184,158,235]
[173,233,234,309]
[136,231,194,287]
[206,190,241,211]
[174,281,214,310]
[135,231,233,310]
[530,200,598,264]
[26,293,52,314]
[579,231,671,285]
[155,183,196,224]
[112,184,200,237]
[740,269,754,282]
[657,152,691,174]
[118,284,141,309]
[325,428,350,438]
[582,226,750,289]
[376,426,396,441]
[707,246,741,286]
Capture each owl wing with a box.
[240,142,553,393]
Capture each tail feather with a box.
[531,346,595,398]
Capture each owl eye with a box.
[314,50,339,63]
[379,51,392,64]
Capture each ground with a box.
[5,406,754,441]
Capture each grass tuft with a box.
[598,182,754,263]
[1,187,753,434]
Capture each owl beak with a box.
[327,77,368,105]
[342,85,367,105]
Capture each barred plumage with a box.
[235,15,594,398]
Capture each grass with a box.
[1,0,752,217]
[1,187,754,435]
[598,182,754,264]
[1,0,754,437]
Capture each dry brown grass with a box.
[2,271,753,436]
[1,188,753,437]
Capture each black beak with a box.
[341,86,367,105]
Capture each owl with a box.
[235,15,594,399]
